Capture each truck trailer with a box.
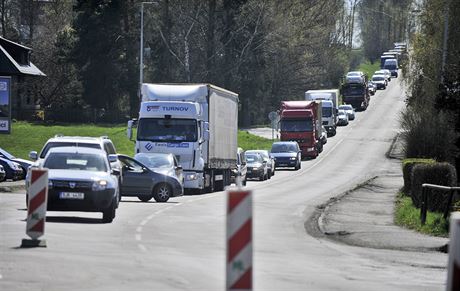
[305,89,339,137]
[341,81,370,111]
[279,100,323,159]
[127,83,239,193]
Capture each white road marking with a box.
[135,234,142,241]
[138,244,147,252]
[0,273,3,279]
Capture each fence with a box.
[420,183,460,225]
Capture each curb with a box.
[0,181,26,193]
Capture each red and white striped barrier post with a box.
[227,190,252,291]
[447,212,460,290]
[21,168,48,248]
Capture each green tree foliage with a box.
[358,0,411,63]
[400,0,460,172]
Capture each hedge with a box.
[411,162,457,212]
[402,158,435,195]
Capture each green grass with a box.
[394,192,449,237]
[0,121,273,159]
[238,130,276,151]
[357,61,381,80]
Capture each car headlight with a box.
[48,180,53,189]
[92,180,107,191]
[290,157,297,160]
[185,173,198,181]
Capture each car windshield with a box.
[44,153,107,172]
[135,154,173,169]
[0,148,15,159]
[40,142,101,159]
[342,83,365,95]
[137,118,197,142]
[372,76,384,81]
[271,143,298,153]
[245,154,261,163]
[339,105,352,110]
[322,107,332,117]
[247,151,269,161]
[280,118,313,132]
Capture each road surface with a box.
[0,78,447,290]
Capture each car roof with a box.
[272,141,297,145]
[46,135,110,144]
[246,149,268,153]
[46,146,107,155]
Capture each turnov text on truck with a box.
[127,83,239,193]
[278,100,323,159]
[305,89,339,137]
[340,78,370,111]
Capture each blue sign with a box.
[0,76,11,134]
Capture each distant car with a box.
[270,141,302,170]
[231,147,247,186]
[0,147,33,178]
[134,152,184,186]
[320,126,328,145]
[118,154,183,202]
[245,149,275,178]
[39,147,120,223]
[338,104,355,120]
[371,75,387,89]
[345,75,365,84]
[245,152,268,181]
[346,71,365,78]
[374,70,391,82]
[337,110,349,126]
[367,81,376,95]
[0,157,23,181]
[0,165,6,182]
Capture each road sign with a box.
[21,168,48,247]
[227,190,252,291]
[447,212,460,290]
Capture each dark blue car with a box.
[0,157,23,181]
[270,141,302,170]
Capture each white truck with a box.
[127,83,239,193]
[305,89,339,136]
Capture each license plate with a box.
[279,164,287,166]
[59,192,84,200]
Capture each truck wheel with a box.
[153,183,171,202]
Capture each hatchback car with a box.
[337,110,349,126]
[338,104,355,120]
[371,75,387,89]
[38,147,120,223]
[0,147,33,178]
[320,126,328,145]
[374,70,391,82]
[270,141,302,170]
[134,152,184,185]
[245,150,275,178]
[367,81,376,95]
[0,157,23,181]
[244,152,268,181]
[118,155,183,202]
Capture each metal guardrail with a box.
[420,183,460,225]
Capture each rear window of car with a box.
[40,142,101,158]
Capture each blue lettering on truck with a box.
[167,143,189,148]
[146,105,190,112]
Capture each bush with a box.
[411,162,457,212]
[402,158,435,195]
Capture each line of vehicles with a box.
[13,43,407,223]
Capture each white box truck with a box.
[127,83,239,193]
[305,89,339,136]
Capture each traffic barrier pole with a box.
[21,168,48,248]
[447,212,460,290]
[227,189,252,291]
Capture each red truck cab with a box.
[279,101,323,159]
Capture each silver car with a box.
[338,104,355,120]
[337,109,349,126]
[134,152,184,186]
[245,149,275,178]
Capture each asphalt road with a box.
[0,78,447,290]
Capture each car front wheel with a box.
[102,199,116,223]
[153,183,171,202]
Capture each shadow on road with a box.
[46,216,103,224]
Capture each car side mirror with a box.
[111,168,121,176]
[176,165,183,171]
[29,151,38,161]
[108,154,118,163]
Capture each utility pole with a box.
[440,0,450,83]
